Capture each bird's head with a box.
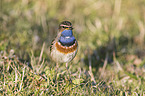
[59,21,73,31]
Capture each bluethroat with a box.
[50,21,78,69]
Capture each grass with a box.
[0,0,145,95]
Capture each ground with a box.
[0,0,145,95]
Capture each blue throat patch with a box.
[59,30,76,46]
[61,30,73,37]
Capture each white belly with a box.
[50,47,77,63]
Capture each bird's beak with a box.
[68,27,73,30]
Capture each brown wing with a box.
[50,39,56,52]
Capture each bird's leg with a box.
[55,62,59,81]
[56,62,59,72]
[66,62,72,82]
[66,62,68,70]
[55,62,59,94]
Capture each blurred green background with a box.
[0,0,145,95]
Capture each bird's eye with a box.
[62,26,68,29]
[62,26,73,30]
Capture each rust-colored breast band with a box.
[55,41,78,54]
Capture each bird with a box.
[50,21,78,71]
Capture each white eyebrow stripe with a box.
[60,24,72,27]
